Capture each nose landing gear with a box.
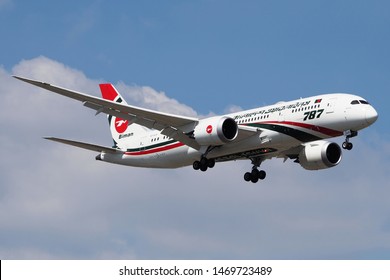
[342,130,358,150]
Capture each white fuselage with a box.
[13,75,379,181]
[100,93,378,168]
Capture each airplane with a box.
[14,76,378,183]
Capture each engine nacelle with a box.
[299,140,342,170]
[193,116,238,146]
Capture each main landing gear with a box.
[193,146,217,172]
[244,168,266,183]
[342,130,358,151]
[193,157,215,172]
[244,158,266,183]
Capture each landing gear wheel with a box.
[199,158,208,172]
[258,170,266,180]
[343,130,357,151]
[244,172,252,182]
[243,167,267,183]
[342,142,353,150]
[193,157,215,172]
[251,169,260,178]
[193,161,200,170]
[208,158,215,168]
[251,176,259,183]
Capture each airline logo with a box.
[206,125,213,134]
[114,117,129,133]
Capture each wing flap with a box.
[235,125,262,141]
[160,126,200,150]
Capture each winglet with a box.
[13,75,51,87]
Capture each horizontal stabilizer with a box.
[44,137,123,154]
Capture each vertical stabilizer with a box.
[99,84,142,150]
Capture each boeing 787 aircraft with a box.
[14,76,378,183]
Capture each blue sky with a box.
[0,0,390,259]
[2,0,389,113]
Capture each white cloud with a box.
[115,82,198,117]
[223,104,244,114]
[0,57,389,259]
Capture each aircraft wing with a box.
[14,76,259,151]
[14,76,201,150]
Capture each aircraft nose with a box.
[365,106,378,125]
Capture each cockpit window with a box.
[351,100,360,105]
[360,100,370,105]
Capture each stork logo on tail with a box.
[114,117,129,133]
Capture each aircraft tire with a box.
[342,142,353,150]
[259,170,266,180]
[200,157,208,167]
[193,161,200,170]
[251,169,260,178]
[244,172,252,182]
[200,165,208,172]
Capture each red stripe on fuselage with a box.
[124,142,185,156]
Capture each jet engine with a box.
[298,140,342,170]
[193,116,238,146]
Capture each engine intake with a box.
[299,140,342,170]
[193,116,238,146]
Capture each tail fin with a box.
[99,84,134,149]
[99,84,128,105]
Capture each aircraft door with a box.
[326,97,338,114]
[278,110,285,122]
[139,136,148,152]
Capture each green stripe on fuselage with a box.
[250,123,322,142]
